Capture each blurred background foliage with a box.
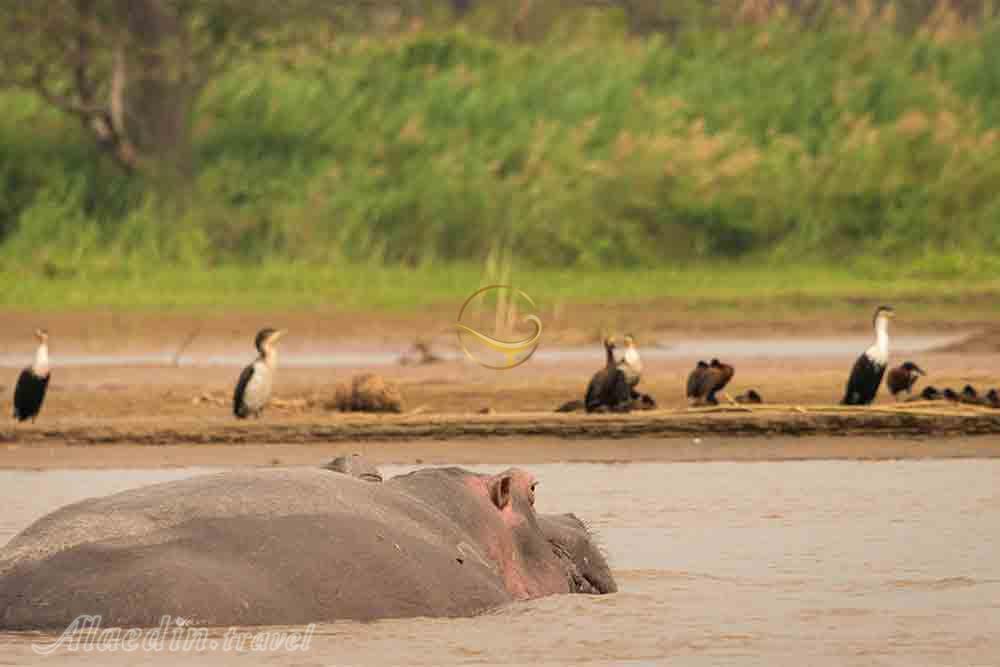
[2,0,1000,284]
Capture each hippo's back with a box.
[0,469,509,629]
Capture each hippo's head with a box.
[537,513,617,595]
[472,468,617,597]
[390,466,617,601]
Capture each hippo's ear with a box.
[489,473,512,510]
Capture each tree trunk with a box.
[123,0,195,191]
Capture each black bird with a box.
[986,389,1000,409]
[842,305,894,406]
[942,387,960,402]
[686,360,709,403]
[909,385,942,401]
[735,389,763,404]
[585,337,630,413]
[960,385,984,406]
[233,328,286,419]
[705,359,735,404]
[13,329,50,423]
[886,361,925,399]
[688,358,735,406]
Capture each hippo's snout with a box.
[543,513,617,595]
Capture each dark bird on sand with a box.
[842,305,894,406]
[686,360,709,402]
[13,329,50,423]
[908,385,942,402]
[233,328,286,419]
[585,337,631,413]
[942,387,960,402]
[688,358,735,406]
[735,389,763,404]
[886,361,925,399]
[960,385,984,405]
[986,389,1000,409]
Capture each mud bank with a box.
[3,404,1000,449]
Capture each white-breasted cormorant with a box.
[233,328,285,419]
[585,337,630,413]
[618,334,643,398]
[886,361,925,399]
[13,329,50,423]
[842,305,894,406]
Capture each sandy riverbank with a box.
[1,310,997,466]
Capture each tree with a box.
[0,0,332,183]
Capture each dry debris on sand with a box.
[330,373,404,413]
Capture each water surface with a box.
[0,334,961,368]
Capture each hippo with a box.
[0,464,615,629]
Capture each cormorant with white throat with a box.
[842,305,894,406]
[233,328,286,419]
[13,329,50,423]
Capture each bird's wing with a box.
[585,369,608,410]
[12,369,31,416]
[886,367,904,392]
[13,368,31,400]
[844,354,881,404]
[843,355,864,402]
[686,368,704,397]
[233,364,255,415]
[698,368,720,396]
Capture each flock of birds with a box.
[568,305,1000,413]
[9,306,1000,423]
[11,327,288,423]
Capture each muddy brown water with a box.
[1,459,998,666]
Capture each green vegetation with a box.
[3,3,1000,310]
[3,262,998,325]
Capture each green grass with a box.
[3,10,1000,295]
[2,262,998,324]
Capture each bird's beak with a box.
[275,329,287,341]
[915,365,926,375]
